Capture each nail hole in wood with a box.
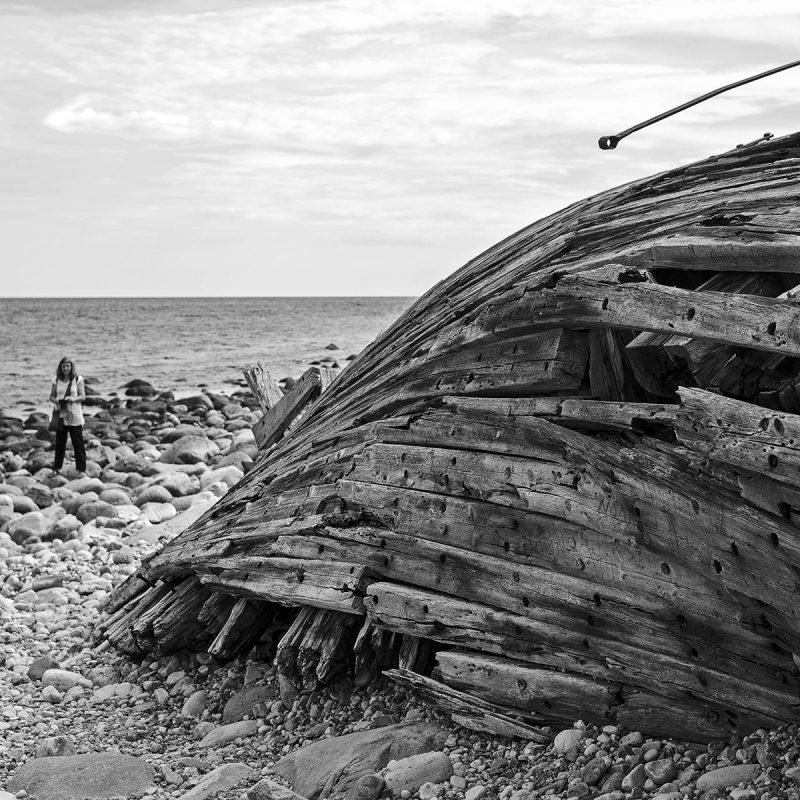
[601,298,609,310]
[372,595,378,604]
[504,541,510,552]
[768,454,779,468]
[767,321,777,336]
[317,544,325,554]
[713,559,722,573]
[522,596,529,607]
[759,418,770,431]
[690,647,699,658]
[439,553,446,563]
[587,614,595,626]
[512,571,520,582]
[383,557,389,567]
[775,419,785,434]
[660,562,670,575]
[593,593,601,606]
[422,604,429,614]
[686,307,695,320]
[730,541,739,556]
[771,532,781,546]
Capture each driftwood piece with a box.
[384,668,550,742]
[106,132,800,739]
[243,361,284,414]
[253,366,336,450]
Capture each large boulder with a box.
[222,684,280,723]
[26,483,55,508]
[8,751,155,798]
[159,423,207,444]
[200,465,244,491]
[135,485,173,507]
[123,379,156,397]
[152,470,198,497]
[272,722,448,800]
[76,501,121,524]
[8,511,48,543]
[160,435,220,465]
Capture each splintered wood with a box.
[101,132,800,740]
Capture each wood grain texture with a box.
[103,132,800,739]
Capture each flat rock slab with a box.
[273,721,447,800]
[198,719,258,748]
[181,763,255,800]
[8,752,155,799]
[223,684,280,723]
[696,764,760,791]
[248,776,308,800]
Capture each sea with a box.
[0,297,415,415]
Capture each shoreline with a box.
[1,383,798,799]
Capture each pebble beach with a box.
[2,377,800,800]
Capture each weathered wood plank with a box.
[601,230,800,273]
[277,607,358,687]
[243,361,284,414]
[208,597,275,659]
[365,582,797,719]
[384,668,551,742]
[196,557,367,614]
[397,329,590,399]
[253,366,337,450]
[436,651,621,724]
[495,265,800,359]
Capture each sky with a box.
[1,0,799,297]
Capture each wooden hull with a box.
[102,132,800,739]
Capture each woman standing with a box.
[50,356,87,473]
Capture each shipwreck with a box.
[100,131,800,740]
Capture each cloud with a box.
[1,0,799,296]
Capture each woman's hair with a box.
[56,357,77,380]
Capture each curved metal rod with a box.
[599,58,800,150]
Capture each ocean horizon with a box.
[0,296,415,415]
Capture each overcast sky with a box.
[1,0,799,297]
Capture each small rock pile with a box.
[3,384,800,800]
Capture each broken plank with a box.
[365,582,797,719]
[496,265,800,359]
[384,668,551,742]
[436,651,621,725]
[208,597,275,659]
[196,557,368,614]
[243,361,284,414]
[253,366,337,450]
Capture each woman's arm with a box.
[74,376,86,403]
[48,380,57,404]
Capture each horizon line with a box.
[0,294,419,300]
